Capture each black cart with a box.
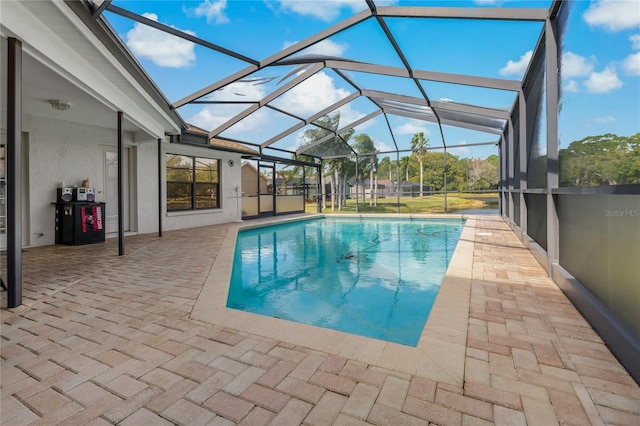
[55,202,106,245]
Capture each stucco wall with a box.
[17,114,242,247]
[135,141,157,235]
[22,114,133,247]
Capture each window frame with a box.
[166,154,221,212]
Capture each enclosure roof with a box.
[87,0,558,160]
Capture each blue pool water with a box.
[227,217,465,346]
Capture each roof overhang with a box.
[1,0,184,140]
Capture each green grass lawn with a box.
[306,193,498,214]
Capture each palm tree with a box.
[410,132,429,198]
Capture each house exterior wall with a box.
[162,143,242,231]
[241,163,269,197]
[135,140,158,235]
[22,114,133,247]
[241,164,259,196]
[10,114,242,248]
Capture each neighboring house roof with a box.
[187,125,260,155]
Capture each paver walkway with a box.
[1,215,639,425]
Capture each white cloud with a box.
[125,13,196,68]
[593,115,616,124]
[285,39,349,57]
[293,132,311,151]
[270,0,398,21]
[188,81,270,134]
[622,51,640,75]
[307,40,349,57]
[583,0,640,32]
[335,104,370,131]
[373,139,393,153]
[584,66,623,93]
[561,52,595,78]
[187,0,229,24]
[189,105,272,136]
[631,34,640,50]
[394,120,433,136]
[564,79,580,93]
[439,98,454,102]
[272,0,368,21]
[499,50,533,77]
[276,71,352,115]
[190,71,368,140]
[448,140,470,156]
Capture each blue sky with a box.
[104,0,640,159]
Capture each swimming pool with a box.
[226,217,465,346]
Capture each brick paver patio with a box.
[2,215,639,425]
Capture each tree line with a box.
[296,114,638,209]
[295,113,499,210]
[559,132,640,187]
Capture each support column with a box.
[302,165,306,213]
[7,38,22,308]
[545,17,560,273]
[499,136,506,216]
[355,156,359,213]
[507,119,515,225]
[321,159,326,212]
[396,151,400,213]
[519,91,528,238]
[317,161,322,213]
[117,111,124,256]
[443,148,448,214]
[157,138,163,237]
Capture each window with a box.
[166,154,220,211]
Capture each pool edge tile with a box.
[191,214,476,381]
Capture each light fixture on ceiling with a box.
[49,99,72,111]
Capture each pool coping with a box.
[191,214,475,387]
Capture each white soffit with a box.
[1,0,181,138]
